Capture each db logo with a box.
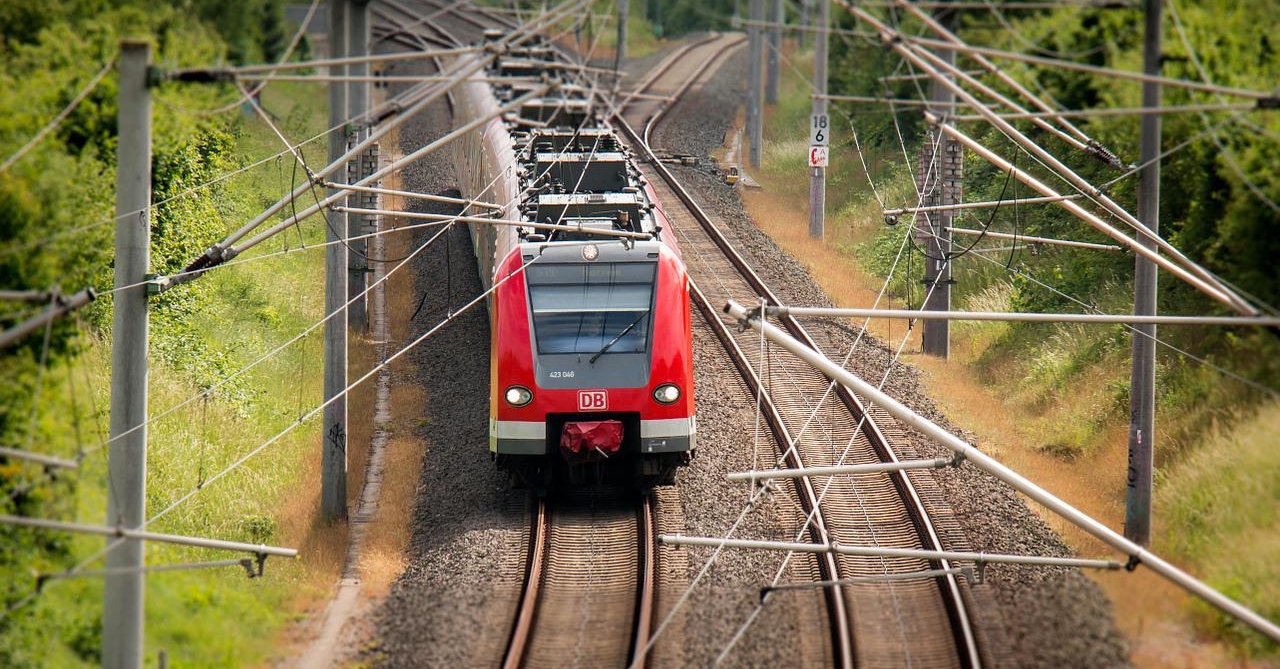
[578,390,608,411]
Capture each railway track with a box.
[374,9,983,664]
[502,493,657,669]
[614,36,984,669]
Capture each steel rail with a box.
[641,34,747,149]
[618,33,734,129]
[686,279,857,669]
[614,42,983,668]
[502,496,549,669]
[726,300,1280,645]
[630,494,657,669]
[618,38,860,669]
[615,35,720,123]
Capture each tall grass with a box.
[751,31,1278,662]
[1157,401,1280,656]
[10,81,336,667]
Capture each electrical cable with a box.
[906,139,1014,262]
[1166,0,1280,217]
[156,0,323,117]
[633,27,940,664]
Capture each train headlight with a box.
[582,244,599,261]
[505,385,533,407]
[653,384,681,405]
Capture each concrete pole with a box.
[615,0,629,70]
[348,0,370,333]
[324,0,349,521]
[1126,0,1161,546]
[799,0,810,50]
[766,0,781,103]
[747,0,763,167]
[104,39,151,669]
[919,7,958,358]
[808,0,828,240]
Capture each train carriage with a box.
[450,45,696,487]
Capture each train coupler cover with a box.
[559,420,623,464]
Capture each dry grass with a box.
[278,439,350,595]
[356,383,426,597]
[733,88,1274,666]
[350,159,427,597]
[738,185,920,351]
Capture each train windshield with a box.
[526,262,656,356]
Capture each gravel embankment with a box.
[367,27,1129,669]
[365,50,529,668]
[655,49,1130,669]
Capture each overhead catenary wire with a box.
[901,31,1280,101]
[140,246,559,537]
[953,100,1258,120]
[0,75,426,262]
[845,2,1260,315]
[173,45,485,78]
[724,300,1280,644]
[177,53,501,275]
[766,305,1280,327]
[631,30,966,664]
[932,116,1252,309]
[710,262,961,667]
[893,0,1111,159]
[74,0,618,471]
[1,0,604,619]
[913,222,1280,397]
[173,0,592,275]
[80,161,525,469]
[1166,0,1280,216]
[978,0,1112,59]
[155,0,323,117]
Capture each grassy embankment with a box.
[737,45,1277,664]
[5,80,358,667]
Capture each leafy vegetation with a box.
[822,0,1277,655]
[0,2,337,666]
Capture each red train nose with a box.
[559,420,623,464]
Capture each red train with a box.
[452,45,696,487]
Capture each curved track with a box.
[373,6,984,664]
[502,494,657,669]
[614,35,984,669]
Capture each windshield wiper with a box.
[589,311,649,364]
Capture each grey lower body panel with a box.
[641,434,694,453]
[493,437,546,455]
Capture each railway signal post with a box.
[324,0,350,521]
[808,0,829,240]
[104,39,151,669]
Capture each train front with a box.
[489,238,695,488]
